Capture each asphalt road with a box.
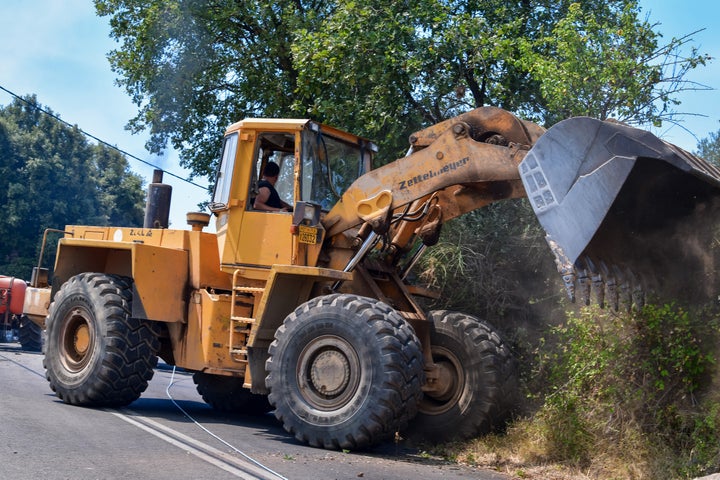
[0,344,508,480]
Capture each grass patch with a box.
[450,304,720,479]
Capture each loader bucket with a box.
[520,117,720,308]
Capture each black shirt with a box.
[257,179,283,209]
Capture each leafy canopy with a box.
[697,129,720,166]
[95,0,709,180]
[0,96,145,278]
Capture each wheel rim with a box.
[420,345,465,415]
[59,307,96,373]
[296,334,361,410]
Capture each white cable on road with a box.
[0,349,288,479]
[164,366,289,480]
[109,410,265,480]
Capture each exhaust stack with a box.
[144,169,172,229]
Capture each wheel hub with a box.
[431,360,458,402]
[297,334,361,410]
[420,346,464,415]
[74,324,90,355]
[60,307,95,372]
[309,350,350,396]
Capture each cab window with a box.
[301,130,365,211]
[249,133,296,209]
[211,132,239,208]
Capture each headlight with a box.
[292,201,321,227]
[303,203,316,222]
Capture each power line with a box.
[0,84,207,190]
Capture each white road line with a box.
[0,350,46,378]
[109,409,275,480]
[2,349,282,479]
[2,350,282,479]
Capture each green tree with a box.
[697,128,720,166]
[518,2,710,126]
[96,0,708,174]
[0,96,145,279]
[95,0,333,179]
[94,0,711,333]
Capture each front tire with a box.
[265,294,424,450]
[44,273,159,406]
[407,311,518,443]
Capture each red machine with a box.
[0,276,27,317]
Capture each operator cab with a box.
[209,118,376,274]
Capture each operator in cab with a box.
[253,162,292,212]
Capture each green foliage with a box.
[95,0,331,178]
[417,200,558,323]
[697,129,720,167]
[518,1,709,126]
[95,0,709,178]
[529,303,720,476]
[0,96,145,279]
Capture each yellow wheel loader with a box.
[15,107,720,449]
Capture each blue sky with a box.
[0,1,203,228]
[0,1,718,228]
[636,1,720,147]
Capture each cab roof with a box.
[225,118,375,149]
[225,118,310,133]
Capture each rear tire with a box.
[266,294,424,450]
[44,273,159,406]
[17,315,43,352]
[193,372,271,415]
[407,311,518,443]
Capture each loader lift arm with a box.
[316,107,547,319]
[301,108,547,446]
[323,107,545,240]
[321,106,720,313]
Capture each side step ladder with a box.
[229,270,264,363]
